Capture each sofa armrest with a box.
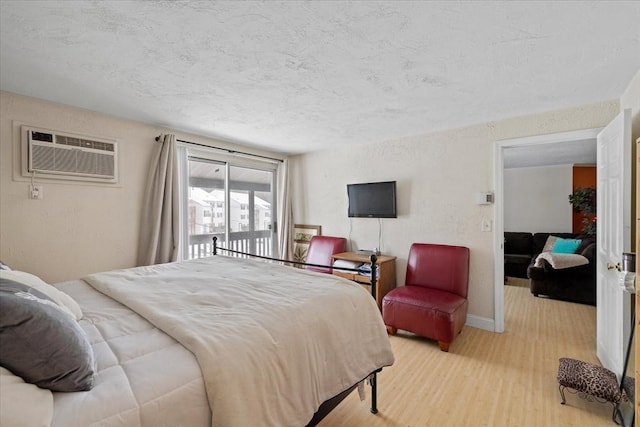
[580,243,596,262]
[527,264,546,280]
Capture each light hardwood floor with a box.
[319,282,612,426]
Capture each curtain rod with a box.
[155,136,284,163]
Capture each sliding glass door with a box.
[183,152,276,260]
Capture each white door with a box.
[596,109,632,373]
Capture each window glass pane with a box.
[229,165,273,257]
[187,158,225,259]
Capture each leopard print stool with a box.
[557,357,621,422]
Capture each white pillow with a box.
[542,236,557,253]
[0,270,83,320]
[0,367,53,427]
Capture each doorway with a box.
[493,128,601,332]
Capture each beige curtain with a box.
[137,134,180,266]
[276,158,293,260]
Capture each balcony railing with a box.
[188,231,273,260]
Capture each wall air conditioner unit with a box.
[24,126,118,182]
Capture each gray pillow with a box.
[0,278,95,392]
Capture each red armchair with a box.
[304,236,347,274]
[382,243,470,352]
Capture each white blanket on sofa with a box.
[84,256,394,427]
[534,252,589,270]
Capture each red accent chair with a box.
[304,236,347,274]
[382,243,470,352]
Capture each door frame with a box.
[493,127,602,333]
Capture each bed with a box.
[0,250,394,427]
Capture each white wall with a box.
[290,100,620,325]
[2,75,637,325]
[503,165,573,233]
[0,91,281,283]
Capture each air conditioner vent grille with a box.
[31,145,54,171]
[55,135,115,152]
[24,126,118,182]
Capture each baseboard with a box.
[466,314,495,332]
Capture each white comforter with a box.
[52,280,211,427]
[52,279,211,427]
[84,256,395,427]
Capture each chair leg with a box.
[438,341,450,352]
[558,385,567,404]
[386,326,397,335]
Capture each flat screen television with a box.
[347,181,397,218]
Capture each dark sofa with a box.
[504,232,534,278]
[504,231,596,306]
[504,232,577,279]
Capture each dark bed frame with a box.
[211,236,383,426]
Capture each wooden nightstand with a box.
[331,252,396,310]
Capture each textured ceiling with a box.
[1,1,639,155]
[504,138,596,169]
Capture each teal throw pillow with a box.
[552,238,582,254]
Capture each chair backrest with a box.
[304,236,347,273]
[405,243,470,298]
